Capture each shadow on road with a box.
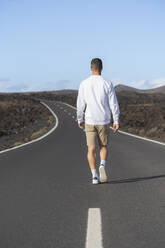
[107,174,165,184]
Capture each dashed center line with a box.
[86,208,103,248]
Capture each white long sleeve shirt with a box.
[76,75,120,125]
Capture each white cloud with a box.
[40,80,71,91]
[0,81,29,92]
[130,78,165,89]
[0,79,73,92]
[110,78,124,86]
[147,78,165,88]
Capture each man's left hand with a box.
[113,123,119,133]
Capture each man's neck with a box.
[92,71,101,76]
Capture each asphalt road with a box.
[0,99,165,248]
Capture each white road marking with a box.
[86,208,103,248]
[0,101,59,154]
[58,101,165,146]
[72,116,75,118]
[68,113,71,115]
[60,101,76,110]
[109,127,165,146]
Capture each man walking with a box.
[76,58,120,184]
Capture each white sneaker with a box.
[99,166,108,183]
[92,177,100,184]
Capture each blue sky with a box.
[0,0,165,92]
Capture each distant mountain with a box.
[115,84,141,93]
[141,85,165,94]
[115,84,165,94]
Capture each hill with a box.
[115,84,141,93]
[115,84,165,94]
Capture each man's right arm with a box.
[76,83,86,127]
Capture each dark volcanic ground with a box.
[0,94,55,151]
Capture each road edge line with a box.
[58,101,77,110]
[110,127,165,146]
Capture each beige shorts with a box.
[85,123,110,146]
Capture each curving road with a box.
[0,99,165,248]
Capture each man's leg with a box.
[87,145,99,183]
[97,125,110,182]
[98,144,108,182]
[85,124,97,170]
[85,124,99,184]
[87,145,96,170]
[100,144,108,161]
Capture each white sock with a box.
[91,169,98,178]
[100,160,106,167]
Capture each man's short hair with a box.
[91,58,103,72]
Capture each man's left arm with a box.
[108,82,120,132]
[76,83,86,129]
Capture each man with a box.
[76,58,120,184]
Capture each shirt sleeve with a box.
[76,83,86,123]
[108,82,120,124]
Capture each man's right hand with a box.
[113,123,119,133]
[78,122,84,129]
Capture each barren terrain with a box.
[0,94,55,151]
